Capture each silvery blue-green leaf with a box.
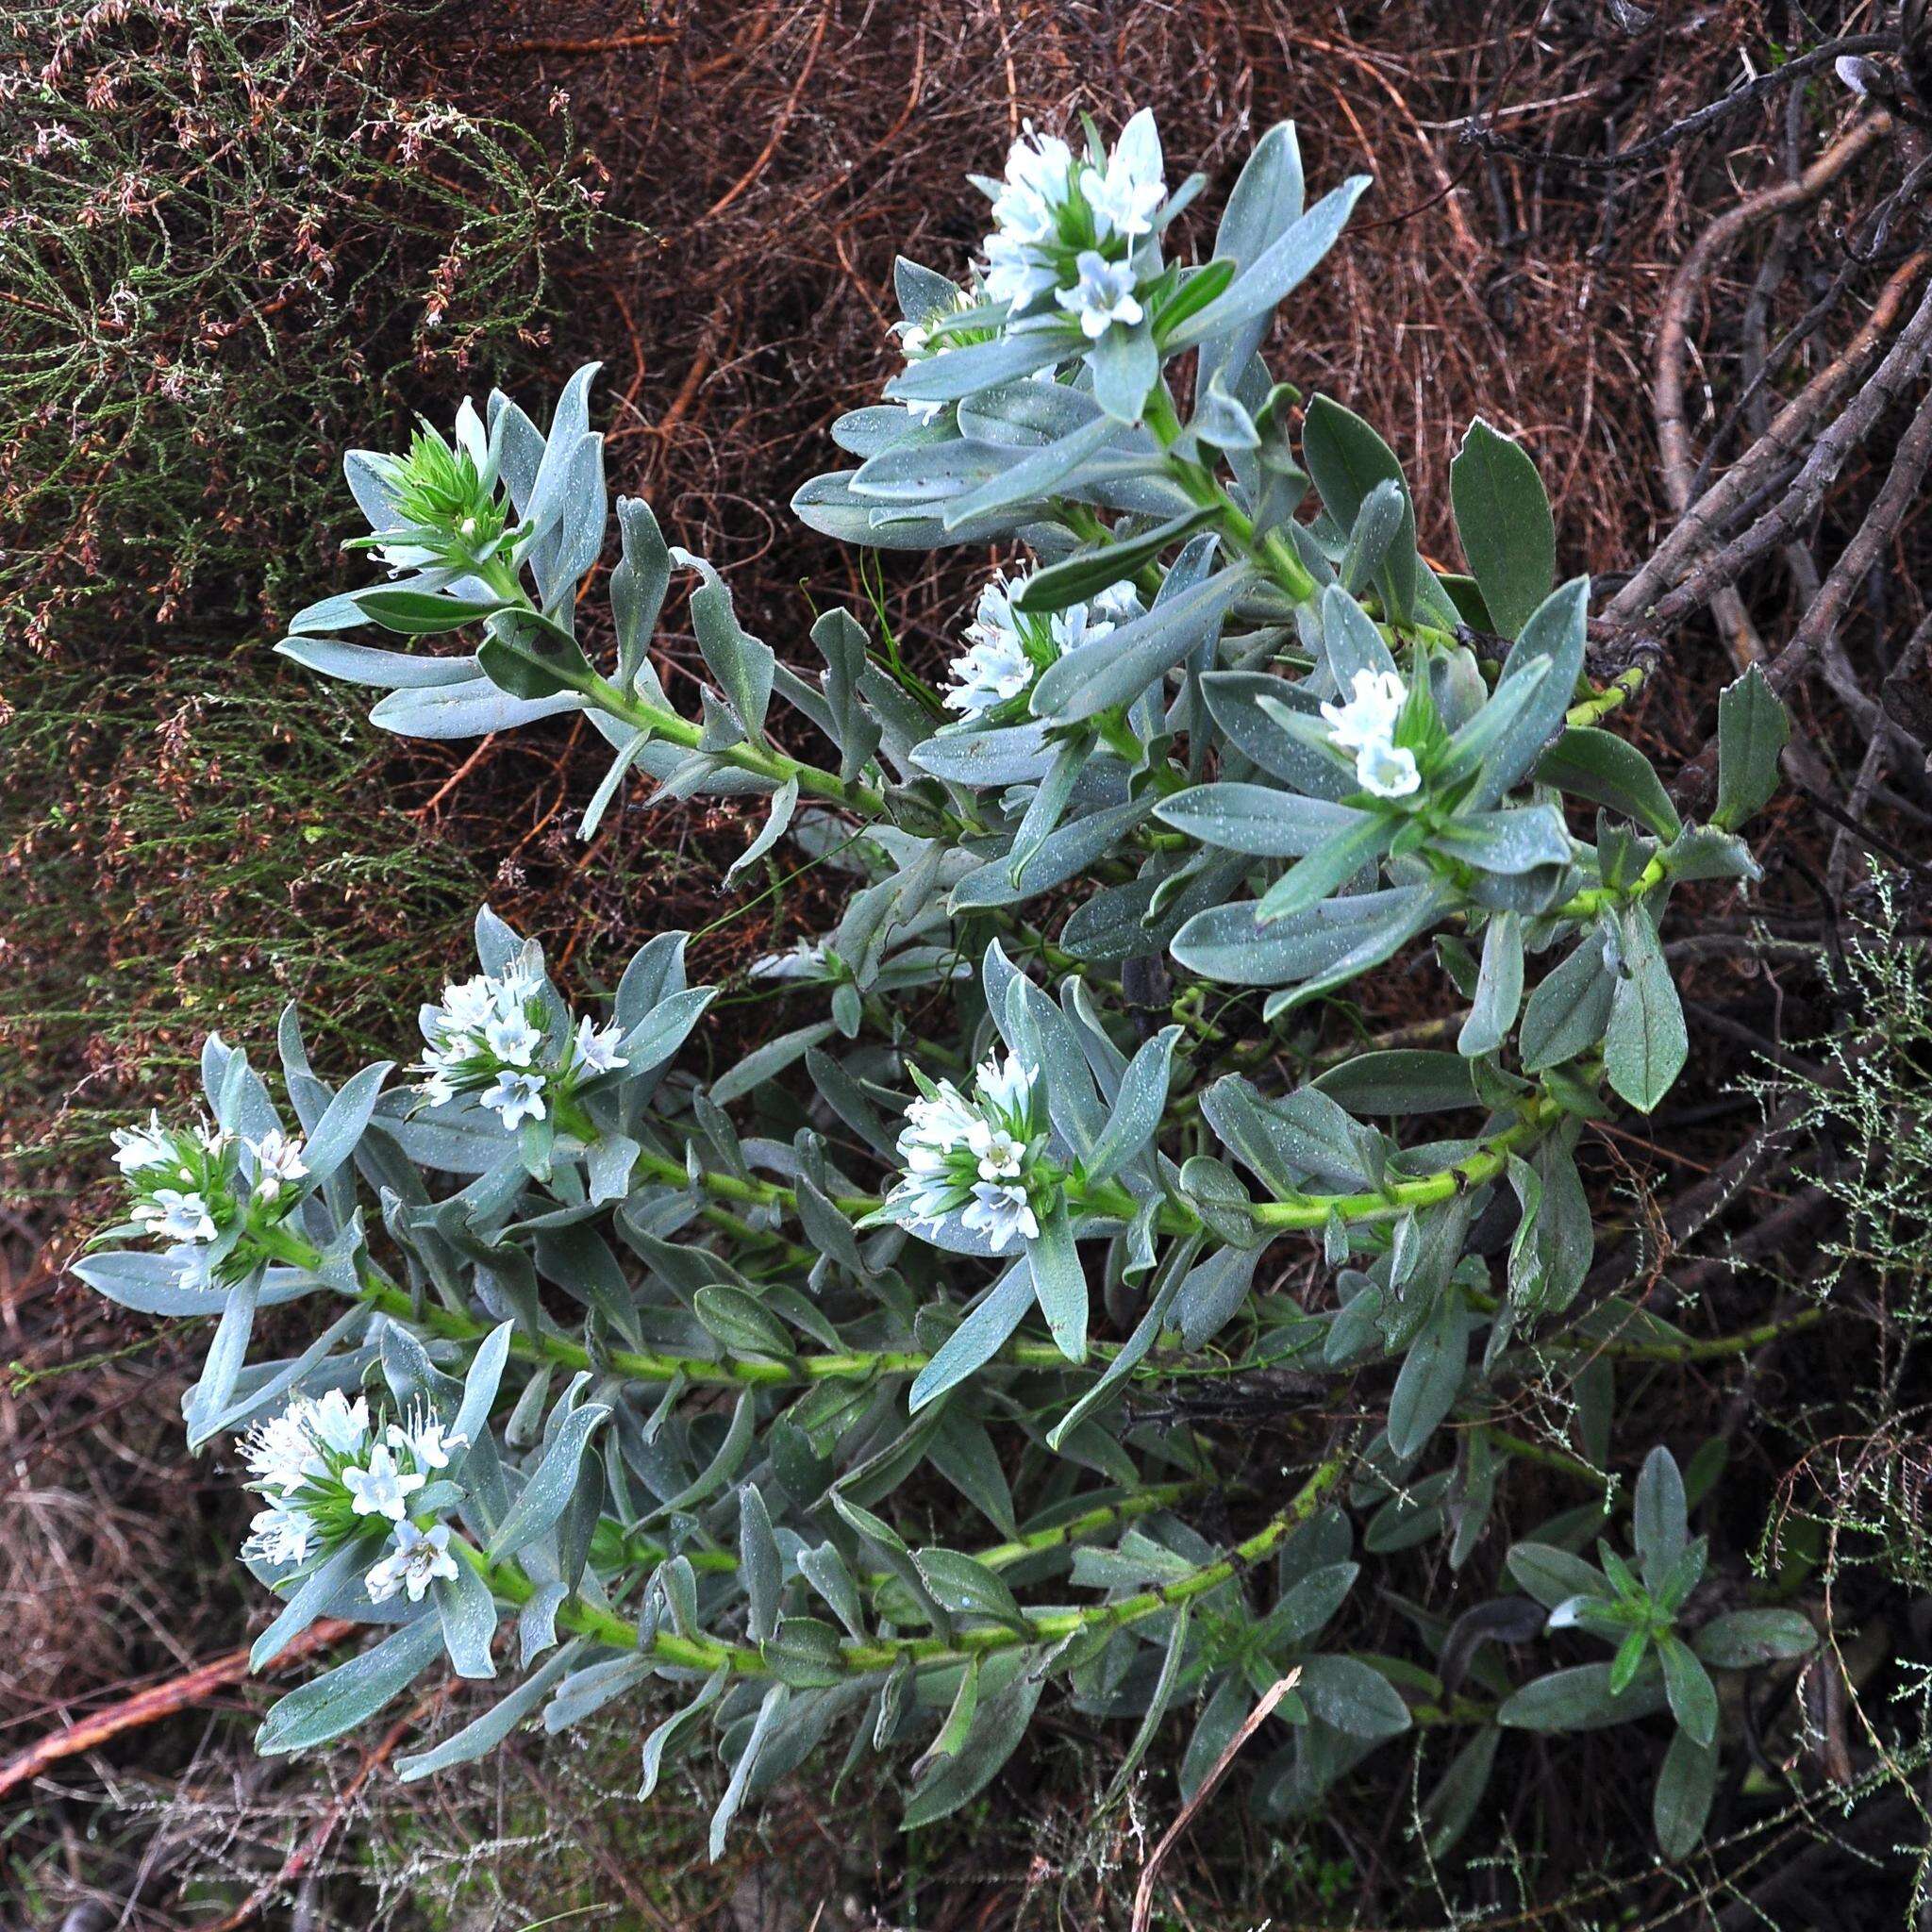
[810,608,884,781]
[1433,805,1573,876]
[397,1641,584,1781]
[675,551,774,741]
[1604,907,1686,1113]
[1047,1240,1190,1448]
[1449,419,1556,640]
[300,1060,391,1185]
[579,727,649,840]
[1202,1076,1378,1191]
[1423,1724,1502,1858]
[1713,663,1790,830]
[449,1322,514,1466]
[927,1415,1017,1540]
[185,1269,260,1448]
[1174,884,1440,988]
[1653,1727,1719,1857]
[369,677,585,740]
[1386,1290,1468,1460]
[1254,812,1392,924]
[895,255,960,320]
[74,1250,322,1318]
[914,1549,1027,1631]
[250,1539,370,1673]
[618,986,717,1072]
[1088,319,1160,423]
[739,1483,783,1642]
[1081,1026,1179,1185]
[1155,783,1368,858]
[887,326,1071,405]
[694,1284,795,1361]
[1195,120,1305,392]
[1506,1541,1609,1610]
[1457,914,1523,1057]
[1295,1654,1411,1740]
[1497,1659,1667,1730]
[640,1666,727,1801]
[1314,1051,1480,1116]
[1200,673,1350,798]
[275,636,480,689]
[1015,508,1217,612]
[1691,1607,1818,1668]
[710,1681,791,1859]
[1519,938,1617,1072]
[791,473,1008,549]
[1468,577,1589,808]
[1103,1599,1191,1803]
[257,1612,444,1756]
[900,1674,1044,1828]
[488,1403,611,1560]
[1536,727,1680,840]
[908,1259,1036,1411]
[832,404,921,457]
[609,495,671,687]
[941,412,1124,528]
[911,720,1056,788]
[1339,480,1407,598]
[710,1021,836,1107]
[1179,1674,1254,1804]
[434,1553,498,1676]
[1031,552,1246,723]
[1657,1633,1717,1746]
[1662,824,1759,884]
[1165,175,1370,348]
[1301,403,1416,624]
[1633,1444,1688,1579]
[1192,367,1260,451]
[949,795,1157,910]
[725,775,798,886]
[1434,657,1552,791]
[849,434,1010,503]
[957,377,1103,446]
[1027,1197,1089,1362]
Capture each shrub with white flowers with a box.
[78,108,1816,1868]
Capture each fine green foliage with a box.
[77,110,1810,1866]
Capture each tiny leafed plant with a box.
[78,111,1818,1873]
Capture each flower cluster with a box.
[974,109,1166,336]
[896,282,998,425]
[240,1391,463,1605]
[887,1054,1051,1253]
[111,1112,308,1262]
[413,960,627,1129]
[944,572,1141,720]
[1321,669,1424,800]
[350,397,512,573]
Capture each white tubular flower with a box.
[1081,108,1165,240]
[243,1407,325,1494]
[481,1070,547,1129]
[749,939,829,981]
[243,1504,315,1567]
[308,1389,373,1457]
[1321,669,1422,799]
[440,974,499,1033]
[388,1407,464,1472]
[572,1016,628,1075]
[1057,251,1144,339]
[246,1127,308,1200]
[342,1442,425,1523]
[960,1180,1041,1250]
[111,1110,175,1174]
[888,1054,1048,1252]
[484,1008,542,1068]
[944,622,1034,718]
[942,573,1135,721]
[135,1188,217,1244]
[365,1521,459,1605]
[1356,738,1422,800]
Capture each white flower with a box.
[1057,251,1144,340]
[484,1008,542,1068]
[388,1406,464,1472]
[440,974,498,1033]
[1321,669,1407,752]
[749,940,829,981]
[243,1504,314,1567]
[1321,669,1422,798]
[1081,108,1165,240]
[242,1407,325,1495]
[136,1189,216,1244]
[989,124,1074,243]
[944,577,1035,718]
[342,1443,425,1523]
[481,1070,547,1129]
[111,1110,175,1174]
[308,1389,373,1457]
[968,1122,1025,1182]
[364,1521,459,1605]
[451,395,490,474]
[973,1053,1036,1122]
[1355,738,1422,799]
[959,1180,1040,1252]
[246,1128,308,1200]
[573,1016,628,1075]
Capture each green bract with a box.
[78,111,1808,1862]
